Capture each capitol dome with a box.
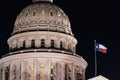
[0,0,87,80]
[13,1,72,35]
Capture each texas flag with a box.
[96,43,107,53]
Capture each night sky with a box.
[0,0,120,79]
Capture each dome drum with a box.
[8,32,77,55]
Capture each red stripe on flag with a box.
[99,49,107,53]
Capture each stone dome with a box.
[13,2,73,35]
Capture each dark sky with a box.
[0,0,120,79]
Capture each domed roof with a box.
[13,2,73,35]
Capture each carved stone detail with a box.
[13,3,72,35]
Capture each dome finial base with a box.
[32,0,53,3]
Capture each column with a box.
[72,63,75,80]
[48,59,51,80]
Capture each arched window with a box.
[23,40,26,48]
[41,39,45,48]
[60,41,63,50]
[50,12,53,16]
[51,40,54,48]
[25,12,28,17]
[57,11,61,18]
[31,39,35,48]
[33,11,36,16]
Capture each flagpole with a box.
[94,40,97,77]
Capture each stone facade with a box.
[0,0,87,80]
[0,53,87,80]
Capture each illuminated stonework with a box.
[0,0,87,80]
[0,53,87,80]
[14,2,72,35]
[88,75,109,80]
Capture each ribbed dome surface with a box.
[13,2,73,35]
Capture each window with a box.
[58,11,61,17]
[50,12,53,16]
[60,41,63,50]
[40,65,45,69]
[33,11,36,16]
[23,40,26,48]
[51,40,54,48]
[29,65,34,69]
[31,39,35,48]
[50,65,55,80]
[58,13,61,17]
[50,65,55,69]
[41,39,45,48]
[25,12,28,17]
[40,72,45,79]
